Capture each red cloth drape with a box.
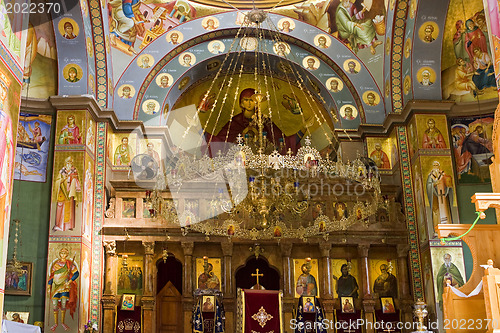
[244,289,281,333]
[116,306,142,333]
[336,311,362,333]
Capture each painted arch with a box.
[113,11,386,130]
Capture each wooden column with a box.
[102,240,117,333]
[280,242,293,298]
[221,241,233,297]
[221,241,234,332]
[181,242,194,333]
[358,244,371,298]
[142,241,155,296]
[142,241,155,333]
[397,244,414,327]
[397,244,410,298]
[319,242,333,299]
[181,242,194,295]
[280,242,294,331]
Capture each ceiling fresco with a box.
[113,11,385,130]
[107,0,390,87]
[441,0,497,102]
[21,0,499,128]
[21,15,58,99]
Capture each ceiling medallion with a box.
[247,9,267,24]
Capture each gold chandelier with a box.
[149,9,384,240]
[150,136,383,240]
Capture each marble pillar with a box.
[142,241,155,333]
[358,244,376,333]
[181,242,194,333]
[102,240,117,333]
[221,241,234,332]
[319,242,333,300]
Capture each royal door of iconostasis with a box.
[156,256,183,333]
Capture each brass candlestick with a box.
[413,299,428,332]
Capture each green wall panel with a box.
[456,183,497,224]
[4,117,54,324]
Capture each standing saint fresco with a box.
[422,119,446,149]
[426,160,453,226]
[58,115,82,144]
[47,248,79,331]
[114,137,133,165]
[436,253,464,302]
[53,156,81,232]
[370,143,390,169]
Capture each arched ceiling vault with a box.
[48,0,498,131]
[113,11,386,130]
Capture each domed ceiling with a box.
[42,0,497,130]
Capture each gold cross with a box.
[251,268,264,285]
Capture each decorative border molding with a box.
[0,48,22,80]
[390,0,409,113]
[89,0,108,107]
[397,126,423,300]
[91,121,106,321]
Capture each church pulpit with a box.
[483,267,500,332]
[483,268,500,326]
[442,288,486,332]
